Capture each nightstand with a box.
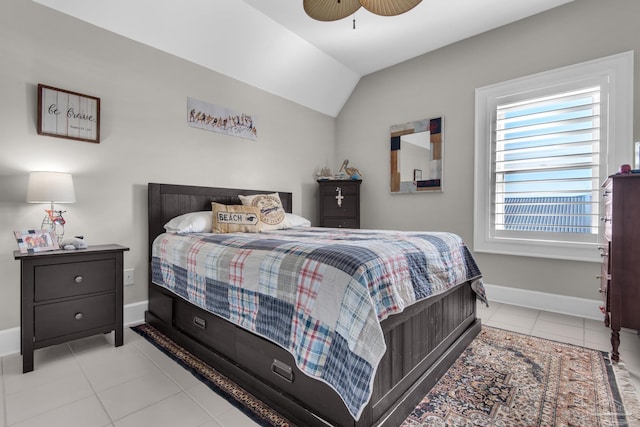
[317,179,361,228]
[14,244,129,373]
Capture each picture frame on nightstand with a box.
[14,229,59,254]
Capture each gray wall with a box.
[336,0,640,300]
[0,0,334,330]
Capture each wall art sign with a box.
[37,84,100,143]
[187,97,257,141]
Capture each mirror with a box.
[390,117,443,193]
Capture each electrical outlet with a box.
[124,269,134,286]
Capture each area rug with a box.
[132,324,640,427]
[402,326,639,427]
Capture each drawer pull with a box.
[193,316,206,329]
[74,275,83,284]
[74,312,83,320]
[271,359,294,383]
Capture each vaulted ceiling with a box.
[33,0,574,117]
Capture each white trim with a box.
[123,300,148,326]
[0,300,148,357]
[474,51,634,262]
[484,283,602,321]
[0,327,20,358]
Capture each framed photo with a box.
[635,141,640,169]
[413,169,422,181]
[14,230,60,254]
[37,84,100,143]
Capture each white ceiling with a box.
[33,0,573,117]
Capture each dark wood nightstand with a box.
[14,244,129,373]
[317,179,361,228]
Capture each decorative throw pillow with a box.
[238,193,291,231]
[211,202,261,233]
[164,211,213,233]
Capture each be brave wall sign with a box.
[37,84,100,143]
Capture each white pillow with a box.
[286,213,311,227]
[164,211,212,233]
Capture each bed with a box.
[146,182,485,426]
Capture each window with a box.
[474,52,633,262]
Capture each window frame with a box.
[474,52,634,262]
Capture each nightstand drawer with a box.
[34,293,115,341]
[34,259,116,301]
[319,182,360,196]
[321,195,358,217]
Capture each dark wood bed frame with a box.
[146,182,481,426]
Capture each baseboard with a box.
[0,300,149,358]
[123,300,149,327]
[484,283,602,321]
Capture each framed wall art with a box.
[187,97,257,141]
[37,84,100,143]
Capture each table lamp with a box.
[26,171,76,240]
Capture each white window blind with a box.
[494,86,601,237]
[474,51,633,262]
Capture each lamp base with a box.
[41,209,66,243]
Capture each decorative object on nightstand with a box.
[316,166,332,180]
[14,244,129,372]
[14,229,59,254]
[338,159,363,180]
[317,179,361,228]
[26,171,76,242]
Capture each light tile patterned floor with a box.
[1,303,638,426]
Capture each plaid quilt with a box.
[151,227,484,420]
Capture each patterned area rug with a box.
[403,327,640,427]
[132,324,640,427]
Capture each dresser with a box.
[14,244,129,372]
[599,174,640,361]
[317,179,361,228]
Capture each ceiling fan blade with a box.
[359,0,422,16]
[303,0,361,21]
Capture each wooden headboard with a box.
[148,183,293,259]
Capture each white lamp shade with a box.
[26,172,76,203]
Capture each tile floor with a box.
[0,303,638,427]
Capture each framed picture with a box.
[635,141,640,169]
[14,230,60,254]
[37,84,100,143]
[413,169,422,181]
[187,97,257,141]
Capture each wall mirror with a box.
[390,117,443,193]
